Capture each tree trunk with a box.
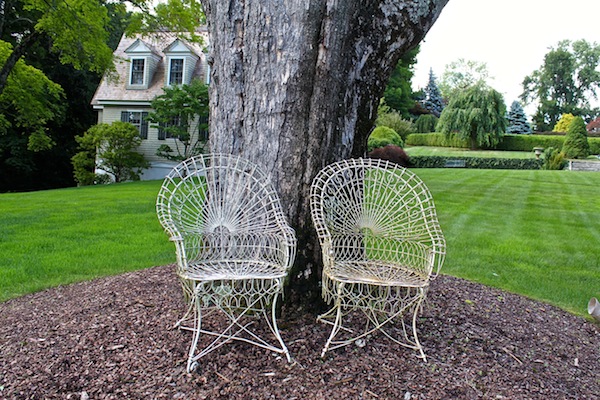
[0,30,40,96]
[201,0,449,306]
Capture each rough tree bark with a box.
[201,0,449,305]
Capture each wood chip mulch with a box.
[0,264,598,399]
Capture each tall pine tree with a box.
[506,101,531,134]
[422,68,444,117]
[382,46,419,119]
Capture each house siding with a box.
[91,30,209,180]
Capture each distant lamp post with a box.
[533,147,544,159]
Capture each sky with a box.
[412,0,600,115]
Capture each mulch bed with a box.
[1,264,598,399]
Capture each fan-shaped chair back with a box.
[157,153,295,277]
[156,154,295,371]
[311,158,445,278]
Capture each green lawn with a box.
[0,181,174,301]
[405,146,537,159]
[1,170,599,318]
[418,168,600,317]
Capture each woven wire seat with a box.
[310,158,445,360]
[156,154,296,371]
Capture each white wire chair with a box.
[310,158,445,360]
[156,154,296,372]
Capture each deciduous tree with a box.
[0,41,65,154]
[201,0,449,299]
[148,79,210,161]
[521,40,600,131]
[382,46,419,119]
[437,83,506,150]
[439,58,491,99]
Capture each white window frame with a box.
[168,58,185,86]
[130,58,145,86]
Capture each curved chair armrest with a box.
[281,226,297,272]
[429,232,446,279]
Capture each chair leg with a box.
[319,282,345,357]
[184,280,291,371]
[410,295,426,361]
[187,297,203,372]
[318,284,429,361]
[269,291,291,362]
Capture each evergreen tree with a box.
[553,113,575,133]
[382,46,419,119]
[422,68,444,117]
[506,101,531,134]
[562,116,590,159]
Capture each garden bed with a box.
[1,264,598,399]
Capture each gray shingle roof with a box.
[91,31,208,107]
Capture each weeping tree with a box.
[201,0,449,302]
[437,83,507,150]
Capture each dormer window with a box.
[124,39,160,90]
[164,39,199,86]
[169,58,184,86]
[131,59,145,85]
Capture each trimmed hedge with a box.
[410,156,543,170]
[494,135,565,151]
[405,133,469,147]
[406,133,600,154]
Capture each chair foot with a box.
[187,361,198,373]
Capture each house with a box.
[90,30,210,180]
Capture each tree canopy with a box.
[439,58,492,100]
[0,41,65,152]
[381,46,419,119]
[521,39,600,131]
[148,79,210,161]
[437,83,507,150]
[0,0,203,191]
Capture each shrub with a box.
[562,116,590,159]
[553,113,575,133]
[72,121,149,185]
[367,145,410,167]
[405,132,600,154]
[410,156,542,170]
[71,151,96,186]
[541,147,567,170]
[405,132,469,148]
[367,126,404,152]
[495,134,566,152]
[590,138,600,154]
[376,111,414,140]
[414,114,438,133]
